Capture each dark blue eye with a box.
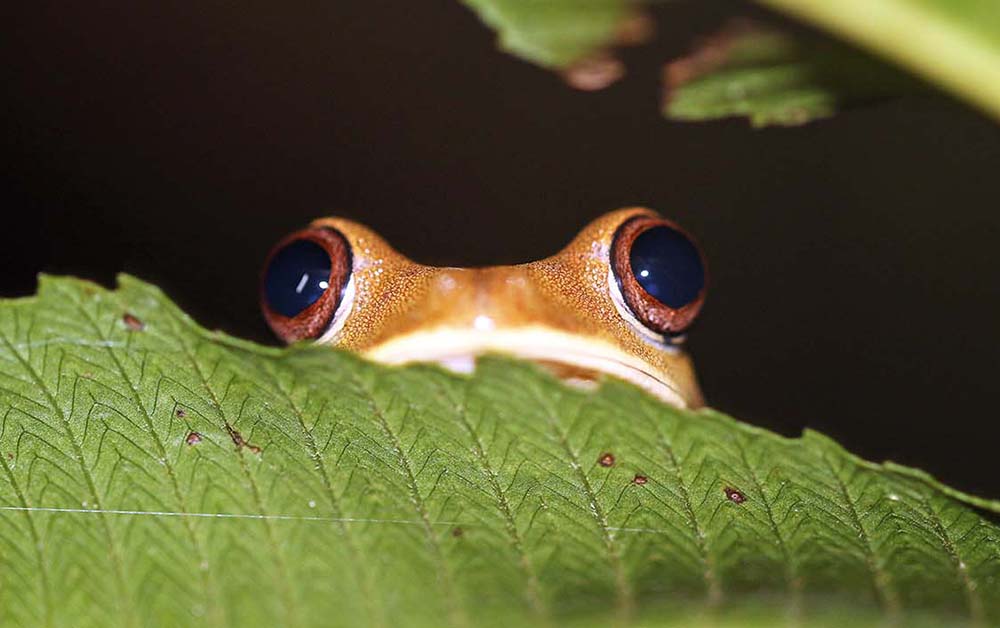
[611,216,707,335]
[629,226,705,309]
[261,227,352,342]
[264,240,332,317]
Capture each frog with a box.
[260,207,708,408]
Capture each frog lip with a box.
[361,326,690,408]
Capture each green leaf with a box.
[0,275,999,627]
[460,0,643,89]
[461,0,630,68]
[663,21,918,127]
[759,0,1000,122]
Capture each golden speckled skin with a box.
[310,208,704,408]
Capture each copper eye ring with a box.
[610,215,707,336]
[260,226,352,343]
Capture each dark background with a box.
[3,2,999,495]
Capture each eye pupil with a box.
[264,239,333,317]
[629,226,705,309]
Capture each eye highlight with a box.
[260,227,352,343]
[611,215,707,336]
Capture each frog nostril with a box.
[611,214,707,336]
[260,226,352,343]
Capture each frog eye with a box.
[610,215,707,337]
[260,226,352,343]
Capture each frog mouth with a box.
[362,326,691,408]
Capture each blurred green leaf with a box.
[0,275,998,627]
[663,21,917,127]
[460,0,631,68]
[460,0,649,89]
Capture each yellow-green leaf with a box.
[759,0,1000,121]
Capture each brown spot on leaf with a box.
[632,474,648,485]
[615,10,655,46]
[6,453,13,461]
[122,313,145,331]
[451,527,464,538]
[224,423,262,454]
[225,423,245,447]
[598,452,615,467]
[185,432,203,446]
[560,10,650,92]
[724,486,746,504]
[562,53,625,91]
[175,408,187,418]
